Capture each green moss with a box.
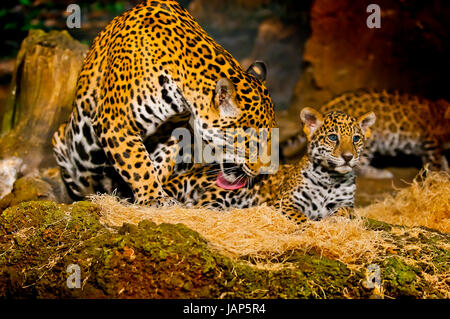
[382,257,422,297]
[0,200,448,299]
[0,200,107,298]
[226,252,365,299]
[365,218,392,232]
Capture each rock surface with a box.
[241,18,305,109]
[290,0,450,115]
[0,167,71,211]
[0,200,448,298]
[189,0,311,110]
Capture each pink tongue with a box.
[216,172,248,190]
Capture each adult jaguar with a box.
[53,0,276,205]
[162,108,376,223]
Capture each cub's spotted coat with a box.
[163,109,376,223]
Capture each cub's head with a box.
[195,61,277,189]
[300,107,376,174]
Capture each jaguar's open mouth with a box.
[216,171,248,190]
[216,164,248,190]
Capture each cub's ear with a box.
[357,111,376,138]
[300,107,324,138]
[246,61,267,82]
[215,78,240,118]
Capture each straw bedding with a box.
[91,171,449,268]
[357,171,449,233]
[92,200,382,267]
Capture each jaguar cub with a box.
[281,90,450,178]
[163,108,375,223]
[52,0,276,205]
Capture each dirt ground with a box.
[355,167,419,206]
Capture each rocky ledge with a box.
[0,200,448,299]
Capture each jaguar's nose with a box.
[342,153,353,163]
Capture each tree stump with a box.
[0,29,88,174]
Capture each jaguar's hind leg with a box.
[421,138,448,172]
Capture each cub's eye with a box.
[328,134,338,141]
[353,135,361,143]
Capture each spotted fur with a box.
[52,0,276,205]
[162,109,375,223]
[281,90,450,178]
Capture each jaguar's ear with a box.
[300,107,324,138]
[215,78,240,118]
[357,111,376,138]
[246,61,267,82]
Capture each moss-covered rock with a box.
[0,200,448,299]
[0,169,71,211]
[0,176,56,211]
[383,257,422,297]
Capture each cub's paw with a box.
[143,196,182,208]
[157,196,182,208]
[333,207,355,219]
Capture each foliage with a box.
[0,1,129,58]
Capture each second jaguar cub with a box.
[163,108,375,223]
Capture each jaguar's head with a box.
[194,61,277,189]
[300,107,376,174]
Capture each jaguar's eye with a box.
[353,135,361,143]
[328,134,338,141]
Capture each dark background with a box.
[0,0,449,114]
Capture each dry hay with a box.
[90,171,448,271]
[92,195,383,266]
[356,171,450,233]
